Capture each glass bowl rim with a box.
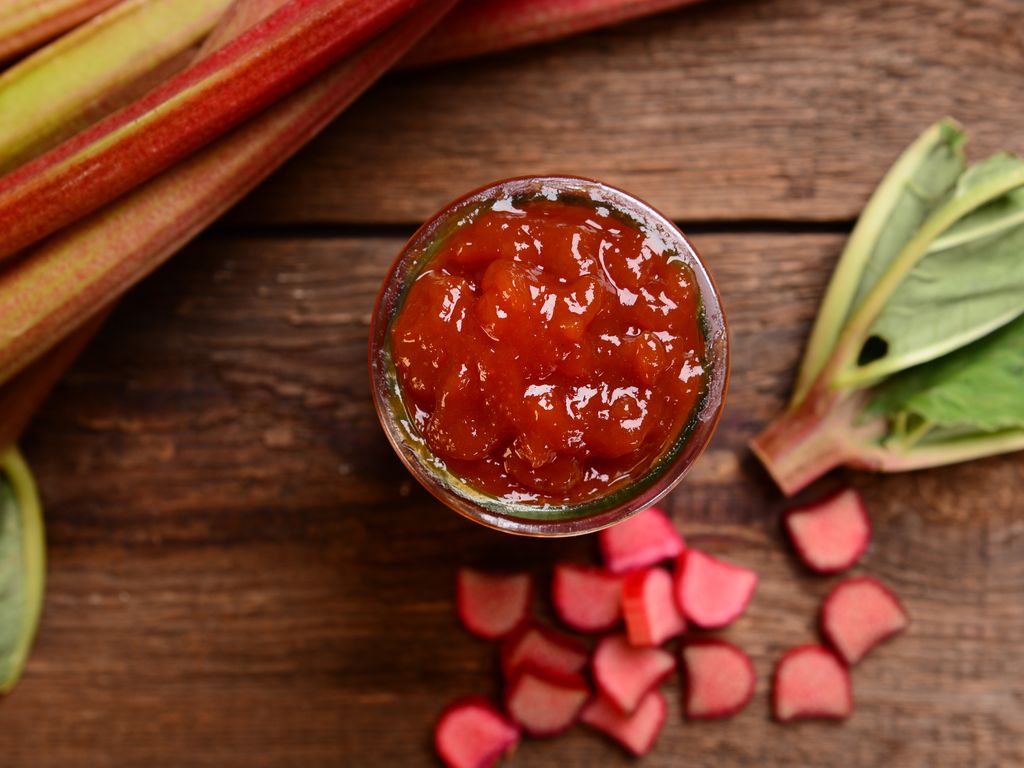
[368,175,730,537]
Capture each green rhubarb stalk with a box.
[0,0,233,173]
[0,0,120,63]
[0,448,45,694]
[405,0,703,67]
[0,0,424,264]
[0,0,459,386]
[752,120,1024,495]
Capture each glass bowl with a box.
[369,176,729,537]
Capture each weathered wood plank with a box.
[1,232,1020,766]
[233,0,1024,226]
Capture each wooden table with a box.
[4,0,1023,765]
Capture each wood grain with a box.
[2,232,1021,766]
[233,0,1024,226]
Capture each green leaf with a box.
[833,153,1024,389]
[0,450,45,694]
[868,313,1024,433]
[848,123,970,313]
[792,119,967,404]
[852,155,1024,380]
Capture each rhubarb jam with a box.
[384,181,713,507]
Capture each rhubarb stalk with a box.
[406,0,703,67]
[0,0,120,63]
[0,0,233,173]
[0,0,458,386]
[0,0,423,263]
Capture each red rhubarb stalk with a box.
[0,0,458,386]
[406,0,703,67]
[0,0,423,264]
[0,0,121,63]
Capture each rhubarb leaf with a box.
[848,124,968,313]
[867,313,1024,434]
[849,154,1024,382]
[0,450,45,694]
[793,119,967,404]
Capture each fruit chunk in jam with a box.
[390,197,706,503]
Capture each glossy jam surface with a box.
[389,196,707,504]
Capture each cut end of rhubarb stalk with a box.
[456,568,531,640]
[680,638,756,719]
[784,487,871,574]
[772,645,853,722]
[621,567,685,647]
[552,563,624,633]
[592,633,675,715]
[504,665,590,737]
[599,506,685,574]
[435,696,520,768]
[673,549,758,629]
[821,576,909,665]
[580,689,667,757]
[500,623,589,680]
[749,391,866,497]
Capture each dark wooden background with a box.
[4,0,1024,765]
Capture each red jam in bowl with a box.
[385,182,712,506]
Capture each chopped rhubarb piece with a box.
[580,689,667,756]
[500,623,589,679]
[621,567,685,646]
[772,645,852,722]
[680,638,756,719]
[592,634,675,714]
[821,576,909,665]
[599,506,685,573]
[435,696,520,768]
[784,488,871,574]
[673,549,758,629]
[456,568,531,640]
[552,563,624,633]
[504,666,590,737]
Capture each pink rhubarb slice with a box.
[784,487,871,574]
[599,505,685,574]
[456,568,531,640]
[673,548,758,629]
[592,633,674,714]
[580,688,667,756]
[435,696,520,768]
[680,638,755,719]
[504,666,590,737]
[500,623,589,680]
[821,576,909,665]
[621,567,685,647]
[772,645,853,722]
[552,563,624,633]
